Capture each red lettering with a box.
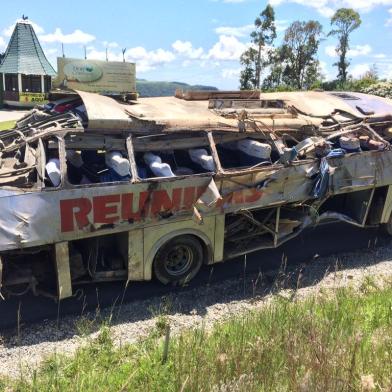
[196,186,206,199]
[121,192,149,221]
[233,190,244,204]
[60,198,92,232]
[244,188,263,203]
[183,187,196,210]
[93,195,120,224]
[151,188,182,216]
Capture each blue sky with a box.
[2,0,392,89]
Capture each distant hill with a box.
[136,79,218,97]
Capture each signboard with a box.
[19,92,48,104]
[53,58,136,94]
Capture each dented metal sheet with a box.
[0,150,392,251]
[2,88,392,301]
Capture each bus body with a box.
[1,89,392,300]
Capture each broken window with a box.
[42,136,63,188]
[132,132,216,179]
[213,133,276,170]
[0,143,38,188]
[64,135,131,185]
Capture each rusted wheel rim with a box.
[164,245,194,276]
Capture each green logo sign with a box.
[63,61,103,83]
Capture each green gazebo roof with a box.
[0,20,56,77]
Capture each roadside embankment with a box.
[0,243,392,391]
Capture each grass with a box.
[0,120,16,131]
[2,284,392,392]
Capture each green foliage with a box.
[240,5,276,90]
[136,79,217,97]
[266,20,323,90]
[6,285,392,391]
[361,82,392,98]
[321,65,380,92]
[329,8,362,83]
[239,48,258,90]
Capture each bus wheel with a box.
[153,235,203,285]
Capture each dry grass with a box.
[2,283,392,392]
[0,120,16,131]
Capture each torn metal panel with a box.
[1,89,392,300]
[55,242,72,300]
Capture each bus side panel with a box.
[381,185,392,223]
[55,242,72,300]
[213,214,225,263]
[128,229,144,281]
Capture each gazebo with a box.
[0,18,56,107]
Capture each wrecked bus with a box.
[1,89,392,300]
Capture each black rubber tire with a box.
[153,235,203,285]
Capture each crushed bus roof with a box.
[77,90,392,133]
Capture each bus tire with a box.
[153,235,203,285]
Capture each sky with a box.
[2,0,392,89]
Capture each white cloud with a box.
[374,53,387,58]
[275,20,289,32]
[127,47,175,64]
[269,0,392,17]
[325,44,372,58]
[319,60,334,81]
[215,24,253,37]
[102,41,119,48]
[223,0,248,3]
[349,44,372,57]
[207,35,248,60]
[222,67,241,79]
[325,45,337,57]
[350,63,370,78]
[269,0,334,17]
[46,48,58,55]
[386,8,392,26]
[40,28,95,44]
[172,40,204,59]
[86,46,176,73]
[3,19,45,37]
[0,36,6,50]
[215,19,288,38]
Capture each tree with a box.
[239,48,258,90]
[329,8,361,83]
[239,4,276,90]
[267,20,323,90]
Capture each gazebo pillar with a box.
[41,75,45,93]
[1,74,4,92]
[17,73,22,93]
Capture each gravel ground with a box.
[0,243,392,379]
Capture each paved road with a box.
[0,222,384,329]
[0,109,28,122]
